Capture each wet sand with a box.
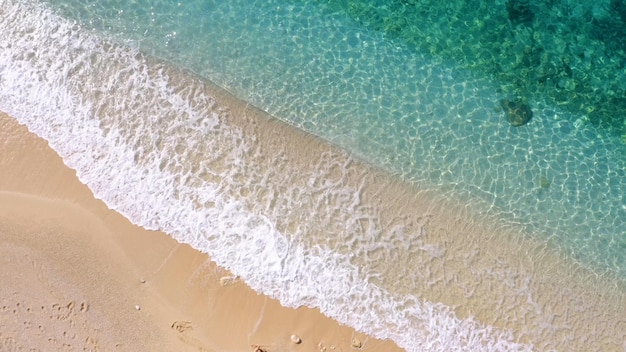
[0,112,402,351]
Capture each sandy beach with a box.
[0,112,402,351]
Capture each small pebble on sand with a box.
[134,305,141,311]
[351,337,362,349]
[290,334,302,344]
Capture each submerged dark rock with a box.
[500,99,533,126]
[506,0,534,26]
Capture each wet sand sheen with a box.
[0,112,401,351]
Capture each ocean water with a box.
[1,0,625,350]
[34,0,626,276]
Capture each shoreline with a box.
[2,42,626,348]
[3,49,626,348]
[3,79,626,348]
[1,1,625,349]
[4,79,626,347]
[0,112,402,351]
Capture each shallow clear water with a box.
[44,0,626,277]
[2,0,626,350]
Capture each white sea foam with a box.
[0,1,537,350]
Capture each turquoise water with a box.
[2,0,626,350]
[44,0,626,277]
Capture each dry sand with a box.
[0,112,402,351]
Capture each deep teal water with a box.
[41,0,626,277]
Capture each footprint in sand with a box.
[171,321,193,333]
[170,321,215,351]
[51,301,75,321]
[0,336,18,352]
